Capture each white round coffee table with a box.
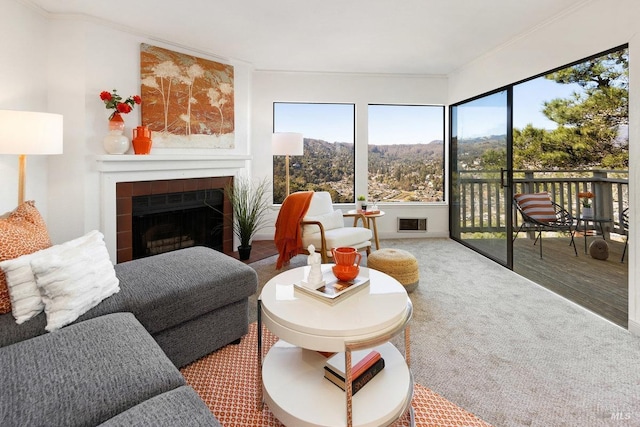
[258,265,413,427]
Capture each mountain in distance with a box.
[458,134,506,144]
[277,136,509,203]
[278,138,445,203]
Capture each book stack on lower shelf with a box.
[323,349,385,395]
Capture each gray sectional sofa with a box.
[0,246,258,426]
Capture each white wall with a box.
[449,0,639,104]
[448,0,640,333]
[0,1,50,217]
[251,71,450,241]
[38,15,253,246]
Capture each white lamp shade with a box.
[0,110,64,155]
[272,132,303,156]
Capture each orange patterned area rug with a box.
[181,323,491,427]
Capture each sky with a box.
[368,105,444,145]
[273,77,584,144]
[455,77,583,138]
[273,103,355,144]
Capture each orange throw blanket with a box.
[274,191,314,269]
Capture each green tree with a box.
[480,148,506,170]
[514,48,628,169]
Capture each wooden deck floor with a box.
[513,234,628,328]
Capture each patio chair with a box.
[621,208,629,263]
[513,192,578,259]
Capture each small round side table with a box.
[347,210,385,250]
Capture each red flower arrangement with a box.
[578,191,594,208]
[100,89,141,120]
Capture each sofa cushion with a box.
[0,250,45,324]
[0,246,257,350]
[0,312,185,427]
[514,192,557,223]
[303,209,345,235]
[302,226,373,252]
[0,230,114,326]
[31,230,120,331]
[304,191,334,217]
[154,298,250,368]
[81,246,257,334]
[0,307,47,348]
[0,201,52,314]
[98,386,221,427]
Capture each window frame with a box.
[272,102,356,204]
[367,103,446,203]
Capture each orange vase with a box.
[103,113,129,154]
[132,125,152,155]
[108,113,125,132]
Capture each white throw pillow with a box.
[0,251,46,324]
[303,210,345,236]
[30,230,120,332]
[0,230,101,324]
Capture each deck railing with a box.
[457,169,628,235]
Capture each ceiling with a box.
[27,0,588,75]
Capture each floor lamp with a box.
[0,110,64,205]
[272,132,303,197]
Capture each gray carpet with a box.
[248,238,640,427]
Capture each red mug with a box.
[331,247,362,266]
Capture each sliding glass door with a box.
[450,90,513,267]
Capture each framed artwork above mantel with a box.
[140,43,235,149]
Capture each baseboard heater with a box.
[397,217,427,232]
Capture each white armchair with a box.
[300,192,372,263]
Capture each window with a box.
[273,103,355,204]
[368,104,445,202]
[512,46,628,171]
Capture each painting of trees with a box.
[140,44,235,148]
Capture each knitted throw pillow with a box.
[0,201,52,314]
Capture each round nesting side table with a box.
[258,264,413,427]
[347,210,385,250]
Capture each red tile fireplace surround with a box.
[115,176,233,263]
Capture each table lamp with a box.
[0,110,64,205]
[272,132,303,196]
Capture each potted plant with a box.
[224,177,272,260]
[578,191,594,218]
[356,195,367,212]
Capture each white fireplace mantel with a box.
[95,153,251,173]
[96,154,251,261]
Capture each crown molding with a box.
[253,68,447,80]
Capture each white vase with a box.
[103,130,130,154]
[581,207,593,218]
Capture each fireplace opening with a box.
[131,189,223,259]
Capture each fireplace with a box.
[132,188,223,259]
[116,177,233,263]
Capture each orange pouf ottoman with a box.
[367,248,419,293]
